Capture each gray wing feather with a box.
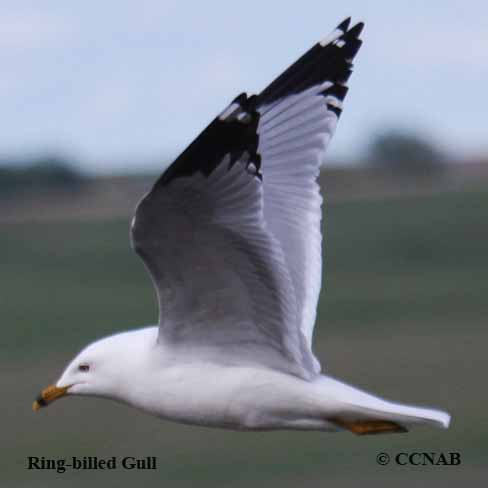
[131,18,363,379]
[253,19,364,362]
[132,157,316,379]
[258,82,338,360]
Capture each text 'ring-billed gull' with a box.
[33,18,450,435]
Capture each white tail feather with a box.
[318,375,451,429]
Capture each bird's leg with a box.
[330,418,408,435]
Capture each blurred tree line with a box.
[366,130,446,174]
[0,155,85,198]
[0,130,445,199]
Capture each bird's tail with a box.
[335,401,450,435]
[319,376,451,435]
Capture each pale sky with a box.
[1,1,487,173]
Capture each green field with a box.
[2,188,488,486]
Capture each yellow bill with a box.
[32,384,70,412]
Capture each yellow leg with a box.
[331,418,408,435]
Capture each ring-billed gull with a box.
[33,18,450,435]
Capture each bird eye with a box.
[78,364,90,372]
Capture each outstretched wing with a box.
[131,18,363,379]
[256,18,363,351]
[132,147,317,379]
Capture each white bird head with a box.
[32,327,158,411]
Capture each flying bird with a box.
[33,18,450,435]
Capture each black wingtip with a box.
[256,17,365,107]
[337,17,351,33]
[348,21,365,38]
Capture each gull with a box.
[34,18,450,435]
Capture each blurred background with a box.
[2,1,487,486]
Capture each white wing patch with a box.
[218,102,241,121]
[319,28,344,47]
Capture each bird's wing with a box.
[131,18,363,379]
[256,18,363,353]
[132,153,315,378]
